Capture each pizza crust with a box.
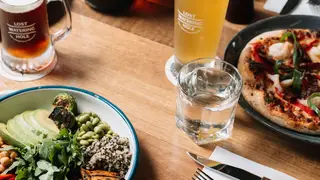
[238,30,320,135]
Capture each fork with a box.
[192,168,214,180]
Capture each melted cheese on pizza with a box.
[266,73,283,92]
[268,42,293,60]
[307,44,320,63]
[280,79,293,88]
[298,99,308,106]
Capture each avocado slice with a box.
[14,113,44,142]
[0,123,25,148]
[33,109,59,134]
[7,118,35,145]
[23,111,57,139]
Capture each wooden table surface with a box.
[1,0,320,179]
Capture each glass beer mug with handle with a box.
[0,0,71,73]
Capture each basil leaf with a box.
[274,60,284,74]
[307,93,320,116]
[292,69,302,91]
[280,31,302,67]
[293,41,303,67]
[280,32,293,42]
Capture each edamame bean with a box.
[106,134,113,139]
[97,130,105,137]
[81,131,94,139]
[81,124,89,132]
[78,131,85,137]
[80,140,89,146]
[97,124,110,132]
[77,136,83,140]
[78,114,90,123]
[86,121,93,130]
[90,112,98,118]
[92,134,100,139]
[94,126,103,134]
[92,117,100,126]
[87,139,94,143]
[107,130,113,135]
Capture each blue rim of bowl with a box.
[0,85,140,179]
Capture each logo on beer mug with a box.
[177,10,203,34]
[7,22,37,43]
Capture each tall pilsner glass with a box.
[174,0,229,69]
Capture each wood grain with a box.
[1,12,319,180]
[0,1,319,180]
[70,0,276,58]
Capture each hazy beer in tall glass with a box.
[174,0,229,67]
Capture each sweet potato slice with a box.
[81,168,122,180]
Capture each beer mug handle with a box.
[47,0,72,44]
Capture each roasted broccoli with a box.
[49,107,77,131]
[52,93,78,115]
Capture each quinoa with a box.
[83,135,132,177]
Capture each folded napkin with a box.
[202,146,296,180]
[264,0,318,16]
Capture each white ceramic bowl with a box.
[0,86,139,179]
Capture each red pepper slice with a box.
[293,101,315,116]
[252,43,266,63]
[315,75,320,80]
[0,174,15,180]
[275,88,315,116]
[303,39,319,51]
[252,43,273,72]
[275,88,284,98]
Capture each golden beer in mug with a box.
[174,0,229,66]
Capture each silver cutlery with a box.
[187,151,271,180]
[192,168,214,180]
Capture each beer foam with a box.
[1,0,38,6]
[0,0,42,13]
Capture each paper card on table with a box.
[202,146,297,180]
[264,0,318,16]
[264,0,288,13]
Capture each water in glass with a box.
[176,59,242,145]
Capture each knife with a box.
[280,0,301,15]
[187,152,271,180]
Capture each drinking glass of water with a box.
[176,58,242,145]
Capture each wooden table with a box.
[1,0,320,179]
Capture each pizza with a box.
[238,29,320,134]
